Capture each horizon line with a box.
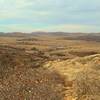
[0,31,100,34]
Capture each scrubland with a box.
[0,33,100,100]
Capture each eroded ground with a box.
[0,33,100,100]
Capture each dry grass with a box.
[0,46,64,100]
[44,54,100,100]
[0,33,100,100]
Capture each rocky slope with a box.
[44,54,100,100]
[0,45,100,100]
[0,46,64,100]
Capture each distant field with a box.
[0,33,100,57]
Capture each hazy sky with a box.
[0,0,100,32]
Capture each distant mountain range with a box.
[0,32,100,42]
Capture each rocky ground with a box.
[0,46,64,100]
[44,54,100,100]
[0,33,100,100]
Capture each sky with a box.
[0,0,100,32]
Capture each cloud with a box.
[0,0,100,32]
[44,24,100,33]
[0,24,100,33]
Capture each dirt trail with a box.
[44,54,100,100]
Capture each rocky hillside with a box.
[0,45,100,100]
[44,54,100,100]
[0,46,64,100]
